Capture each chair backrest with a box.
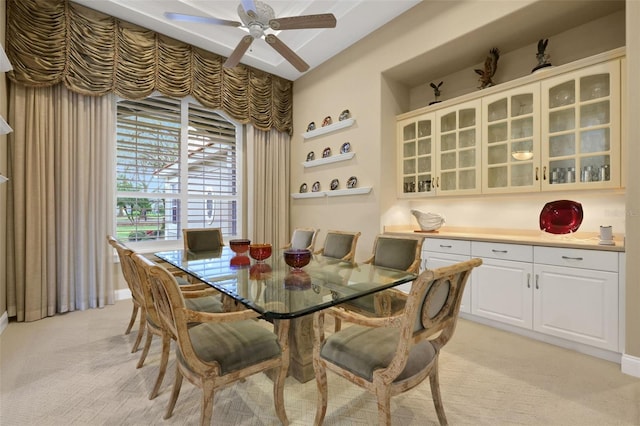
[107,236,145,305]
[368,235,423,273]
[320,230,361,262]
[131,253,168,334]
[403,258,482,350]
[182,228,224,252]
[290,227,319,251]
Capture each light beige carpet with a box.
[1,300,638,425]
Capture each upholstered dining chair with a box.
[312,258,482,426]
[315,230,361,264]
[182,227,224,252]
[107,235,146,353]
[333,235,423,331]
[282,227,319,251]
[130,252,224,401]
[146,260,290,425]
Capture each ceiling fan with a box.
[165,0,337,72]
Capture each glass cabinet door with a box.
[482,83,540,193]
[541,60,620,190]
[397,113,435,197]
[435,99,482,195]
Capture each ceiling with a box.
[71,0,421,81]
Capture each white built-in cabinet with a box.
[470,242,534,328]
[532,246,619,351]
[540,60,621,190]
[419,238,472,313]
[398,49,624,197]
[398,99,481,197]
[463,240,620,352]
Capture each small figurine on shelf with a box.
[339,109,351,121]
[322,116,332,127]
[474,48,500,89]
[306,121,316,132]
[532,38,552,73]
[429,81,443,105]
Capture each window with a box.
[115,96,242,245]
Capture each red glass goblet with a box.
[250,262,272,280]
[249,243,272,263]
[229,239,251,255]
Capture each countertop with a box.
[384,225,625,252]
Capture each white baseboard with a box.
[0,311,8,335]
[621,353,640,378]
[115,289,132,301]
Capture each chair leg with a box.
[164,365,183,420]
[333,317,342,332]
[149,333,171,399]
[313,362,328,426]
[429,357,448,426]
[200,380,215,426]
[125,304,139,335]
[376,386,392,426]
[273,365,289,426]
[131,311,146,353]
[137,328,153,369]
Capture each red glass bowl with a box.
[283,249,312,269]
[539,200,583,234]
[229,254,250,269]
[229,239,251,254]
[249,243,272,261]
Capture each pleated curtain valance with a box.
[5,0,293,134]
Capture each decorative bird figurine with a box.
[475,48,500,89]
[411,209,445,232]
[532,38,552,73]
[429,81,443,105]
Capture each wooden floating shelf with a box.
[302,118,355,140]
[291,186,372,199]
[302,152,355,168]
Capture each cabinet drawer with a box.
[423,238,471,255]
[533,246,618,272]
[471,241,533,262]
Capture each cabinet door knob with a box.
[491,249,507,253]
[535,274,539,290]
[440,244,452,248]
[527,273,531,288]
[535,167,539,181]
[543,166,547,181]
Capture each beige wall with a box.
[624,0,640,361]
[1,0,8,317]
[291,0,639,364]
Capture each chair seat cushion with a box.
[321,325,436,382]
[185,320,281,375]
[184,295,223,313]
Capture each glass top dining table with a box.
[154,247,417,320]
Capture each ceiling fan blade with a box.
[265,34,309,72]
[223,35,254,68]
[164,12,241,27]
[240,0,257,17]
[269,13,336,30]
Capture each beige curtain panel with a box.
[5,0,293,134]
